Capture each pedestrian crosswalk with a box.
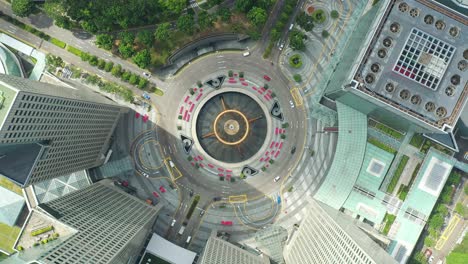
[189,0,199,9]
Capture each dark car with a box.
[189,190,194,197]
[213,197,222,201]
[291,146,296,154]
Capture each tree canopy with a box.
[177,14,194,34]
[198,11,215,30]
[289,30,307,50]
[296,12,314,32]
[247,7,267,27]
[159,0,186,14]
[155,22,171,41]
[96,34,114,50]
[137,30,153,47]
[118,43,135,59]
[12,0,34,17]
[133,49,151,69]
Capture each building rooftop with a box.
[33,170,91,204]
[142,233,197,264]
[352,0,468,131]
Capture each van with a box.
[243,51,250,57]
[289,24,294,30]
[186,236,192,244]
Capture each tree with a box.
[218,7,231,22]
[119,31,135,45]
[177,14,194,34]
[293,74,302,83]
[322,30,330,38]
[465,185,468,195]
[46,54,63,68]
[289,30,307,50]
[129,74,139,85]
[137,30,153,47]
[455,203,465,216]
[97,59,106,69]
[270,29,281,41]
[96,34,114,50]
[12,0,34,17]
[235,0,254,12]
[331,10,339,19]
[155,22,171,41]
[248,7,267,27]
[296,12,314,32]
[159,0,186,13]
[133,49,151,69]
[89,55,98,66]
[80,52,91,61]
[104,61,114,72]
[111,64,122,76]
[198,11,214,30]
[118,43,135,59]
[138,78,148,89]
[428,213,444,230]
[121,71,131,81]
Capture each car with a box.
[169,160,175,168]
[186,236,192,244]
[199,210,205,217]
[189,190,194,197]
[428,256,434,263]
[243,51,250,57]
[291,146,296,154]
[289,100,295,108]
[263,75,271,81]
[213,197,221,202]
[143,72,151,78]
[170,219,176,227]
[279,43,284,51]
[289,23,294,30]
[152,191,159,198]
[221,220,233,226]
[274,176,281,182]
[159,186,166,193]
[143,172,149,178]
[135,112,140,118]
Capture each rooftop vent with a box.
[435,20,445,30]
[390,22,401,33]
[383,37,393,47]
[450,74,460,85]
[445,86,455,96]
[425,102,435,112]
[449,27,460,38]
[399,89,411,100]
[435,107,447,118]
[424,14,434,25]
[399,2,409,12]
[365,73,375,84]
[458,60,467,72]
[378,48,387,58]
[409,8,419,18]
[385,82,395,93]
[410,95,421,105]
[371,63,381,73]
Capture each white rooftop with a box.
[417,156,452,196]
[145,233,197,264]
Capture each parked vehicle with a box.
[178,225,186,235]
[274,176,281,182]
[186,236,192,244]
[243,51,250,57]
[171,219,176,227]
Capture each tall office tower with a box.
[284,199,397,264]
[0,74,127,186]
[33,179,162,264]
[199,230,270,264]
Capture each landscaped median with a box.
[66,45,83,56]
[50,38,66,49]
[186,195,200,220]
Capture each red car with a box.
[159,186,166,193]
[135,112,140,118]
[221,221,233,226]
[143,115,149,123]
[263,75,271,81]
[152,191,159,198]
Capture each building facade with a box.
[35,179,162,264]
[284,199,397,264]
[0,74,126,186]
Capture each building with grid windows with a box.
[324,0,467,134]
[284,198,397,264]
[199,230,270,264]
[14,179,162,264]
[0,74,127,186]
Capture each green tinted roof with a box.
[314,102,368,209]
[342,143,395,224]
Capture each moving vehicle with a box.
[213,197,222,201]
[171,219,176,227]
[186,236,192,244]
[159,186,166,193]
[169,160,175,168]
[289,23,294,30]
[221,221,233,226]
[152,191,159,198]
[243,51,250,57]
[199,210,205,217]
[274,176,281,182]
[279,43,284,51]
[189,190,194,197]
[291,146,296,154]
[289,100,295,108]
[178,226,185,235]
[143,72,151,78]
[263,75,271,81]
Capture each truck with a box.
[178,226,186,235]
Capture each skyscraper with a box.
[33,179,162,264]
[0,74,127,186]
[284,198,397,264]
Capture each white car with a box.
[143,72,151,78]
[279,43,284,51]
[171,219,176,227]
[289,100,295,108]
[428,256,434,263]
[274,176,281,182]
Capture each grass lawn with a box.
[66,46,83,57]
[387,155,409,193]
[154,88,164,96]
[447,235,468,264]
[0,222,21,254]
[50,38,66,49]
[373,122,404,140]
[382,213,396,235]
[368,138,397,154]
[0,176,22,195]
[409,134,425,148]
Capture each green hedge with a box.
[382,213,396,235]
[289,54,302,68]
[387,155,409,193]
[186,195,200,220]
[50,38,66,49]
[31,226,53,236]
[368,138,397,154]
[409,134,425,148]
[397,184,410,200]
[66,46,83,56]
[373,123,404,140]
